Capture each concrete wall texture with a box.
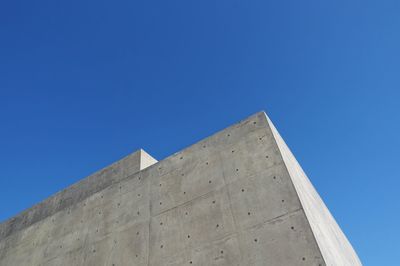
[0,111,361,266]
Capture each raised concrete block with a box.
[0,111,361,265]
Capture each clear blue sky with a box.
[1,0,399,264]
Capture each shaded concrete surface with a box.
[0,112,361,265]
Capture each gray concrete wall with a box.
[0,111,359,265]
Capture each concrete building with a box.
[0,111,361,265]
